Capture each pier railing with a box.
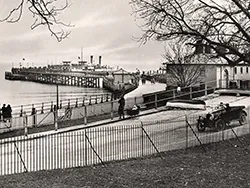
[9,94,112,117]
[142,80,217,109]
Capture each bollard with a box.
[95,95,98,104]
[101,95,103,103]
[60,100,62,109]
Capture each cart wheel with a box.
[215,119,225,131]
[197,122,206,132]
[239,112,247,125]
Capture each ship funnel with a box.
[99,56,102,66]
[90,55,93,64]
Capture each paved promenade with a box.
[11,92,250,139]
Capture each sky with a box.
[0,0,165,72]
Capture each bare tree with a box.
[130,0,250,66]
[161,42,206,87]
[0,0,73,42]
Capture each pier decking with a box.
[6,69,103,88]
[5,66,140,99]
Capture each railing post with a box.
[154,94,157,109]
[190,87,192,99]
[54,106,58,131]
[111,96,114,120]
[106,93,109,102]
[173,89,175,99]
[205,83,208,96]
[222,128,225,141]
[248,107,250,133]
[141,123,144,156]
[185,115,188,149]
[50,101,53,112]
[84,105,87,125]
[82,97,85,106]
[20,105,23,117]
[89,96,92,105]
[75,98,78,107]
[23,112,28,136]
[41,103,44,114]
[68,99,70,108]
[31,107,37,127]
[60,100,62,109]
[101,95,103,103]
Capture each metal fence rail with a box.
[1,108,250,176]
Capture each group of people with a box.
[1,104,12,121]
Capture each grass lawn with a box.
[0,134,250,188]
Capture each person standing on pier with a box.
[6,104,12,121]
[1,104,6,121]
[118,95,125,119]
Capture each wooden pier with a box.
[5,67,139,98]
[7,69,103,88]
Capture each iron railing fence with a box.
[9,93,112,117]
[142,80,217,109]
[1,107,250,176]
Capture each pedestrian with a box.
[6,104,12,120]
[118,95,125,119]
[2,104,6,121]
[177,85,181,94]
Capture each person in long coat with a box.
[6,104,12,119]
[1,104,6,121]
[118,95,125,119]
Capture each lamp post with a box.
[54,78,61,131]
[55,78,61,110]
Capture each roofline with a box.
[164,63,249,66]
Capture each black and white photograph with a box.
[0,0,250,187]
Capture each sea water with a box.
[0,63,110,108]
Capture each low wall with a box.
[0,96,144,134]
